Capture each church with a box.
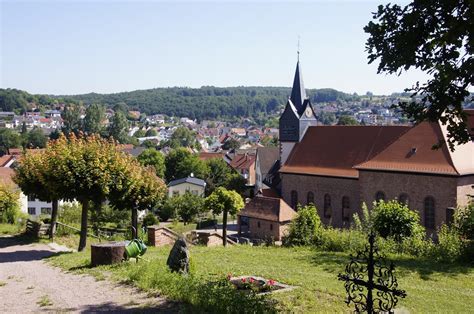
[238,59,474,240]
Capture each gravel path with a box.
[0,237,176,313]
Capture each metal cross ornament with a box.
[337,233,407,313]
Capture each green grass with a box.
[0,223,24,235]
[37,295,53,307]
[167,221,197,235]
[48,241,474,312]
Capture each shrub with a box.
[142,212,158,227]
[372,200,423,241]
[58,203,82,225]
[283,204,322,246]
[430,224,464,262]
[318,227,366,252]
[158,198,178,221]
[0,183,20,224]
[455,202,474,240]
[352,203,374,234]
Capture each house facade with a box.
[167,176,206,198]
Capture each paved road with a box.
[0,237,175,313]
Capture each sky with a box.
[0,0,427,96]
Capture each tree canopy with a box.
[164,148,208,182]
[365,0,473,149]
[137,148,165,178]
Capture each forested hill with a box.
[1,87,358,120]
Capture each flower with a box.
[249,277,255,283]
[241,278,246,283]
[267,279,275,286]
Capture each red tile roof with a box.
[238,196,296,222]
[356,122,471,175]
[280,126,409,178]
[230,153,256,170]
[198,152,225,161]
[0,155,15,167]
[0,167,16,186]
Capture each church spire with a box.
[290,55,306,115]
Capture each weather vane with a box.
[297,35,300,61]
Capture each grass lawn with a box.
[167,221,198,235]
[47,240,474,313]
[0,223,24,235]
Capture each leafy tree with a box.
[169,126,198,149]
[204,187,244,246]
[108,111,129,143]
[205,158,233,195]
[61,104,82,136]
[0,129,21,155]
[283,204,322,246]
[83,104,105,135]
[222,138,240,150]
[372,200,423,241]
[142,212,158,227]
[337,115,359,126]
[134,129,146,138]
[365,1,473,149]
[259,136,278,147]
[225,173,247,196]
[174,192,205,225]
[141,139,157,149]
[454,202,474,240]
[137,148,165,179]
[0,182,20,224]
[113,102,128,113]
[24,128,47,148]
[145,128,158,137]
[164,148,208,182]
[319,111,337,125]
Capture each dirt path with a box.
[0,237,176,313]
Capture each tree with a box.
[108,111,129,143]
[133,129,146,138]
[174,192,205,225]
[365,1,473,149]
[83,104,105,135]
[283,204,322,246]
[164,148,208,182]
[145,128,158,137]
[0,182,20,224]
[222,138,240,150]
[137,148,165,178]
[205,158,234,195]
[204,187,244,246]
[0,129,21,155]
[169,126,198,149]
[337,115,359,126]
[61,104,82,136]
[24,128,47,148]
[319,111,337,125]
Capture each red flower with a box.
[249,277,255,283]
[241,278,246,283]
[268,279,275,286]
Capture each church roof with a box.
[280,125,410,178]
[356,121,474,176]
[238,195,296,222]
[290,61,306,115]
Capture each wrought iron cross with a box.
[338,233,407,313]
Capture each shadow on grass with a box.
[59,300,180,313]
[0,234,42,248]
[309,250,473,281]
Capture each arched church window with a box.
[375,191,386,202]
[307,191,314,205]
[290,190,298,209]
[342,196,350,222]
[398,193,409,207]
[424,196,436,229]
[324,194,331,218]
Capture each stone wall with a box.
[359,170,459,230]
[281,173,359,227]
[147,226,179,247]
[457,175,474,207]
[248,217,281,240]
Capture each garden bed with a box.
[228,275,296,295]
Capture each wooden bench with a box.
[26,219,50,237]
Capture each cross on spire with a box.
[297,36,300,61]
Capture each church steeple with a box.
[290,60,306,115]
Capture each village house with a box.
[167,175,206,198]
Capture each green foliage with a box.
[352,203,374,234]
[455,202,474,240]
[317,228,366,253]
[23,127,47,149]
[176,192,205,224]
[372,200,423,241]
[164,148,208,182]
[430,225,464,263]
[137,148,165,178]
[83,104,105,135]
[133,129,146,138]
[204,187,244,217]
[61,104,82,136]
[336,115,359,125]
[0,128,21,154]
[108,111,129,143]
[364,1,473,148]
[319,111,337,125]
[204,158,234,195]
[58,203,82,225]
[222,138,240,150]
[168,126,200,149]
[142,212,158,227]
[0,183,20,224]
[283,204,323,246]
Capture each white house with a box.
[167,175,206,198]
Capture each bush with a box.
[58,203,82,225]
[372,200,423,241]
[455,202,474,240]
[0,183,21,224]
[142,212,158,227]
[283,204,322,246]
[430,224,465,262]
[158,198,178,222]
[317,227,366,252]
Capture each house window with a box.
[307,191,314,205]
[398,193,409,207]
[27,195,35,202]
[446,207,455,226]
[375,191,385,202]
[172,190,179,196]
[270,224,273,231]
[257,221,261,228]
[28,207,35,215]
[424,196,435,229]
[290,190,298,209]
[324,194,332,218]
[342,196,350,221]
[41,207,51,215]
[191,190,198,195]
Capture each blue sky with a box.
[0,0,426,95]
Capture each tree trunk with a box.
[131,207,138,239]
[222,209,228,247]
[49,199,59,240]
[78,200,89,252]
